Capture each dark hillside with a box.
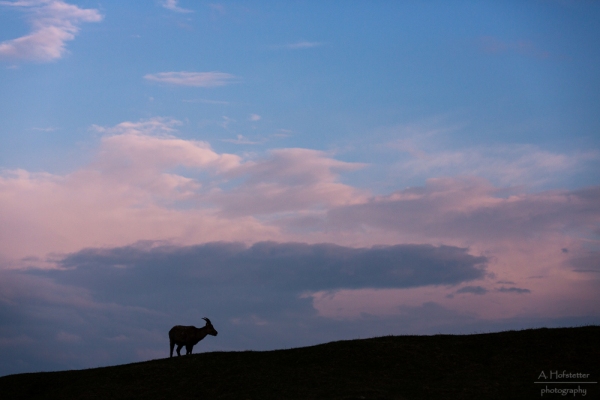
[1,326,598,399]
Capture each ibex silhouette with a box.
[169,317,218,357]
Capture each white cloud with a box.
[144,71,238,87]
[394,144,590,187]
[161,0,193,13]
[382,122,598,188]
[0,0,103,62]
[281,41,324,50]
[222,134,260,145]
[249,114,261,121]
[272,129,292,138]
[182,98,229,105]
[32,126,58,132]
[208,3,225,14]
[219,115,234,129]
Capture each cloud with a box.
[0,118,367,261]
[0,268,168,375]
[161,0,193,13]
[392,143,594,188]
[182,98,229,105]
[94,118,241,173]
[2,118,599,290]
[222,134,260,145]
[1,118,599,273]
[326,177,600,245]
[281,41,324,50]
[55,241,488,293]
[379,122,598,188]
[566,251,600,274]
[497,286,531,294]
[0,241,488,375]
[212,148,368,217]
[249,114,261,121]
[207,3,225,14]
[1,252,597,376]
[1,118,599,375]
[144,71,238,87]
[456,286,488,295]
[0,0,103,62]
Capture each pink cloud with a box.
[0,119,367,263]
[0,0,102,62]
[326,177,600,245]
[212,148,368,216]
[1,118,598,328]
[305,177,600,319]
[2,119,598,274]
[1,118,599,372]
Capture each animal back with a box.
[169,325,196,343]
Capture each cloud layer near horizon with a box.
[0,240,597,376]
[56,241,487,292]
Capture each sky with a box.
[0,0,599,376]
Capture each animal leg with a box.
[169,340,175,358]
[176,344,184,356]
[186,344,194,355]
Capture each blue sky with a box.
[0,0,599,376]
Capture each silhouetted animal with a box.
[169,317,218,357]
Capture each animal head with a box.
[203,317,218,336]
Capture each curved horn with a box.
[202,317,211,325]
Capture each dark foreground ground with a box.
[1,326,598,399]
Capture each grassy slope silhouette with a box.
[1,326,598,399]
